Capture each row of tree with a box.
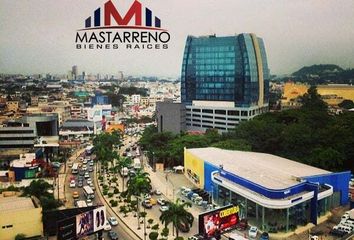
[140,87,354,172]
[93,130,194,239]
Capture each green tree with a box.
[116,157,132,192]
[15,234,26,240]
[300,85,328,112]
[339,99,354,109]
[159,198,194,238]
[211,139,251,151]
[125,170,152,229]
[149,231,159,240]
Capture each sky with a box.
[0,0,354,77]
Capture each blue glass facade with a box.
[181,34,270,107]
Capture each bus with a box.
[85,145,94,155]
[83,186,95,199]
[72,163,79,174]
[76,200,87,208]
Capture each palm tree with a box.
[160,198,194,238]
[116,157,132,192]
[125,170,152,230]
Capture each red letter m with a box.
[104,0,142,26]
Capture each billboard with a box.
[198,205,239,238]
[57,206,106,240]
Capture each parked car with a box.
[142,200,153,209]
[88,167,93,172]
[108,231,119,240]
[108,217,118,226]
[157,198,166,205]
[259,232,269,240]
[159,206,169,212]
[84,172,90,178]
[155,189,162,195]
[69,180,76,188]
[248,226,258,238]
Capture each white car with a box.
[155,189,162,195]
[108,217,118,226]
[83,159,88,164]
[157,198,166,205]
[87,178,92,185]
[159,206,169,212]
[86,199,93,206]
[104,221,112,231]
[82,166,87,171]
[84,172,90,178]
[144,194,151,200]
[248,226,258,238]
[69,180,76,188]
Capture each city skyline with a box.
[1,0,354,77]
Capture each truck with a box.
[133,158,141,170]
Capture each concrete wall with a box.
[0,207,42,240]
[156,101,185,134]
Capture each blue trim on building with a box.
[204,161,218,192]
[303,171,351,205]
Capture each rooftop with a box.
[187,147,331,190]
[0,196,36,212]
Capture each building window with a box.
[202,109,213,114]
[215,110,226,115]
[241,111,248,116]
[203,115,213,119]
[192,109,201,112]
[160,115,163,132]
[215,116,226,120]
[228,110,240,116]
[214,121,225,125]
[192,114,200,117]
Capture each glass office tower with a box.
[181,34,270,132]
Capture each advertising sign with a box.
[93,206,107,232]
[198,205,239,238]
[57,206,107,240]
[76,210,94,237]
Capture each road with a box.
[64,148,138,240]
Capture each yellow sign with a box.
[219,206,239,218]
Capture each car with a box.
[259,232,269,240]
[83,159,88,164]
[155,189,162,195]
[82,166,87,171]
[149,198,157,205]
[89,161,94,166]
[159,205,169,212]
[108,231,119,240]
[72,191,79,199]
[69,180,76,188]
[86,199,93,207]
[84,172,90,178]
[68,163,73,168]
[87,178,92,185]
[157,198,166,205]
[248,226,258,238]
[104,221,112,231]
[89,182,94,188]
[88,167,93,172]
[108,217,118,226]
[142,200,153,209]
[78,181,83,187]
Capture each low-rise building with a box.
[184,147,350,233]
[0,195,43,240]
